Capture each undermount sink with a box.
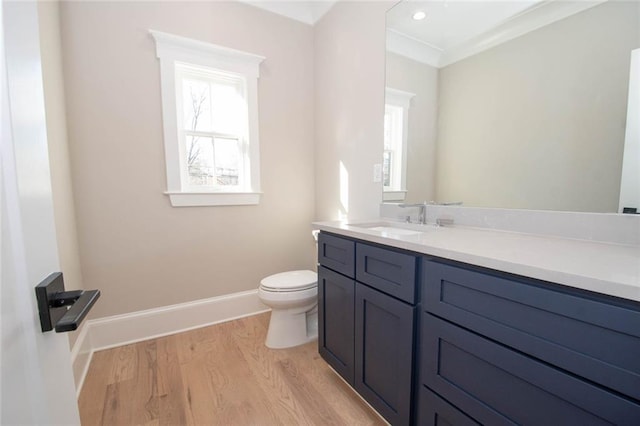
[366,226,424,236]
[347,221,435,237]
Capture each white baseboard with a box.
[70,289,269,397]
[69,322,93,399]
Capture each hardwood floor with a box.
[79,312,386,425]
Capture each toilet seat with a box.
[260,270,317,292]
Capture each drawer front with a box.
[355,283,415,425]
[422,315,640,426]
[418,387,479,426]
[356,243,417,303]
[318,266,355,385]
[318,232,355,278]
[423,260,640,401]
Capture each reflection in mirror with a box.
[385,0,640,213]
[383,88,415,201]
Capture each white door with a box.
[1,1,80,424]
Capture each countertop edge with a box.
[314,221,640,304]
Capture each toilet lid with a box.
[260,270,317,292]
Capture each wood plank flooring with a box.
[79,312,386,425]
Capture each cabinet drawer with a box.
[422,315,640,425]
[356,243,417,303]
[423,260,640,401]
[318,232,355,278]
[418,387,479,426]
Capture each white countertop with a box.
[314,220,640,303]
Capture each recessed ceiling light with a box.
[412,11,427,21]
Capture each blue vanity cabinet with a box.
[317,232,355,385]
[419,259,640,425]
[317,232,419,425]
[318,230,640,424]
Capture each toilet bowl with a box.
[258,270,318,349]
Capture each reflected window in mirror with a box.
[384,88,415,201]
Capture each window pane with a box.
[384,104,404,190]
[383,151,392,187]
[384,104,403,151]
[384,110,392,150]
[214,137,240,186]
[183,79,212,132]
[186,136,215,187]
[211,81,247,136]
[186,136,241,187]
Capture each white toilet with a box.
[258,270,318,349]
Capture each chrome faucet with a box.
[399,201,427,225]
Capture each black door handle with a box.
[35,272,101,333]
[54,290,100,332]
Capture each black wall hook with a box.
[35,272,100,333]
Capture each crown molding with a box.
[386,28,442,67]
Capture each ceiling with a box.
[387,0,542,52]
[239,0,337,25]
[386,0,607,67]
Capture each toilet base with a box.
[265,307,318,349]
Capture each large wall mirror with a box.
[384,0,640,213]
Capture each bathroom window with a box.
[383,88,414,201]
[383,104,403,188]
[151,30,264,206]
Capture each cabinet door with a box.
[355,283,415,425]
[418,387,479,426]
[318,266,355,384]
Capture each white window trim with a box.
[150,30,265,206]
[384,87,415,197]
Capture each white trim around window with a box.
[150,30,265,207]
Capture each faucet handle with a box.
[398,202,427,225]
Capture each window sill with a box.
[383,190,407,202]
[164,191,261,207]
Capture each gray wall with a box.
[386,52,439,203]
[314,1,391,221]
[436,1,639,212]
[60,1,316,318]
